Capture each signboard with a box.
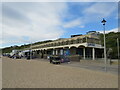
[88,43,95,46]
[64,49,70,56]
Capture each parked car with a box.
[60,56,70,63]
[50,56,61,64]
[49,55,70,64]
[13,54,21,59]
[3,53,10,57]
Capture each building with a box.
[30,31,104,61]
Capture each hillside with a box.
[99,32,120,59]
[1,40,52,53]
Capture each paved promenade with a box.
[2,57,118,88]
[62,60,118,75]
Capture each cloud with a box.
[83,3,116,16]
[63,18,84,28]
[1,2,118,48]
[98,28,118,34]
[82,2,117,23]
[1,0,119,2]
[2,2,68,47]
[62,2,117,29]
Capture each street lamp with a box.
[101,18,107,72]
[117,38,119,59]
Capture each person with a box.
[27,52,30,60]
[49,56,52,63]
[107,48,112,65]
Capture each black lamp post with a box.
[101,18,107,72]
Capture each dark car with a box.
[50,56,61,64]
[60,56,70,63]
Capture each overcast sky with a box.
[1,2,118,48]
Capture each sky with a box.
[0,1,119,48]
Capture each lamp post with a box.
[117,38,119,59]
[29,41,32,60]
[101,18,107,72]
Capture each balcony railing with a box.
[32,36,100,49]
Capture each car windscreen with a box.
[54,57,60,60]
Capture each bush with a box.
[67,55,81,62]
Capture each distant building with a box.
[71,34,82,38]
[86,31,100,37]
[86,31,96,34]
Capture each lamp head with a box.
[101,18,106,25]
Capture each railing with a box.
[32,36,100,49]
